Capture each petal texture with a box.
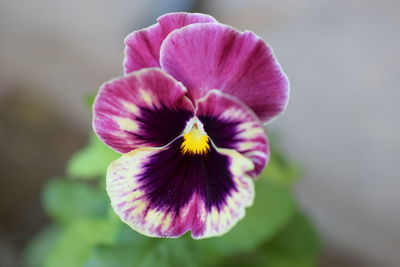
[197,90,269,177]
[107,137,254,239]
[124,12,217,74]
[160,23,289,123]
[93,68,194,153]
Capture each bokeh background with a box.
[1,0,399,266]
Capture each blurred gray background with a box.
[0,0,399,266]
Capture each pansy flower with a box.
[93,12,289,239]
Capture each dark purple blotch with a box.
[131,104,193,146]
[138,137,237,216]
[199,115,244,149]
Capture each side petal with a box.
[124,12,217,74]
[107,138,254,239]
[93,68,194,153]
[160,23,289,123]
[197,90,269,177]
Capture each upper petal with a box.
[93,68,194,153]
[106,137,254,239]
[196,90,269,177]
[160,23,289,123]
[124,12,218,74]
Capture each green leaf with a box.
[216,212,320,267]
[67,134,120,179]
[194,177,296,255]
[85,94,96,110]
[264,144,301,186]
[85,216,199,267]
[84,245,142,267]
[85,237,200,267]
[42,179,108,225]
[22,225,60,267]
[261,212,321,267]
[84,220,154,267]
[138,238,199,267]
[114,220,152,246]
[44,218,119,267]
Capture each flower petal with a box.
[93,68,194,153]
[124,12,217,74]
[196,90,269,177]
[107,137,254,239]
[160,23,289,123]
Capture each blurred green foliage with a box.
[23,128,319,267]
[67,134,119,179]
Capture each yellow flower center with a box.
[181,123,210,155]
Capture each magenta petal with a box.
[93,68,194,153]
[160,23,289,123]
[124,12,217,74]
[196,90,269,177]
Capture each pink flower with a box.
[93,12,289,239]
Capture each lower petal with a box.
[106,138,254,239]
